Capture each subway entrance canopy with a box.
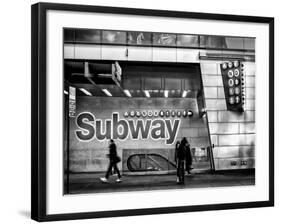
[64,59,214,174]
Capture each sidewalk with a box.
[66,170,255,194]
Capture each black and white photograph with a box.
[30,2,274,222]
[1,0,280,223]
[63,28,256,194]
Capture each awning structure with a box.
[64,60,203,99]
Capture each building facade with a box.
[63,28,255,174]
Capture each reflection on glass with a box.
[177,35,199,47]
[244,38,255,50]
[165,78,181,90]
[199,36,207,48]
[153,33,176,46]
[200,35,227,49]
[143,77,162,90]
[75,29,101,43]
[127,32,152,45]
[224,37,244,49]
[102,31,126,44]
[64,29,75,42]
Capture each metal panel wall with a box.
[101,45,127,61]
[200,59,255,170]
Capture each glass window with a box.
[64,29,75,42]
[127,32,152,45]
[153,33,176,46]
[200,35,227,49]
[224,37,244,50]
[199,35,207,48]
[165,78,181,90]
[177,34,199,47]
[244,38,255,50]
[102,30,126,44]
[122,76,142,90]
[143,77,162,90]
[75,29,101,43]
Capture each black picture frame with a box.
[31,2,274,222]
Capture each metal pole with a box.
[205,113,215,173]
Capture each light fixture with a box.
[79,88,92,96]
[64,90,68,95]
[123,89,131,97]
[102,89,112,97]
[182,90,191,98]
[200,108,207,118]
[187,110,193,117]
[144,90,150,98]
[164,90,169,98]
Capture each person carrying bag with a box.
[100,139,122,183]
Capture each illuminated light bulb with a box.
[123,89,132,97]
[102,89,112,97]
[144,90,150,98]
[80,88,92,96]
[182,90,188,98]
[164,90,169,98]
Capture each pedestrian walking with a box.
[174,141,181,183]
[175,138,187,184]
[100,139,122,183]
[185,139,193,175]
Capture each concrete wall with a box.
[68,97,210,172]
[200,60,255,170]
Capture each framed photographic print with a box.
[31,2,274,222]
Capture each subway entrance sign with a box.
[220,60,245,112]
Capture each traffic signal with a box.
[220,60,244,112]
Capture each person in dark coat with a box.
[174,141,181,183]
[185,140,193,174]
[100,139,122,183]
[175,138,188,184]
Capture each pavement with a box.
[66,170,255,194]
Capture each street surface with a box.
[66,170,255,194]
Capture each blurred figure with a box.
[100,139,122,183]
[185,139,193,175]
[174,141,181,183]
[175,138,188,184]
[136,32,145,44]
